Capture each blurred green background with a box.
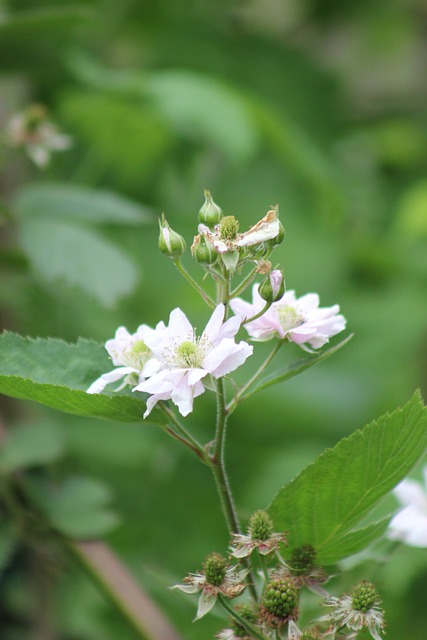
[0,0,426,638]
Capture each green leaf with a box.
[17,218,138,307]
[0,6,92,37]
[267,392,427,564]
[0,524,17,573]
[0,332,161,424]
[243,334,353,401]
[30,476,119,538]
[0,422,64,473]
[14,183,153,226]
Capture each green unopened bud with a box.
[258,269,285,303]
[191,234,217,265]
[249,510,274,541]
[289,544,317,576]
[199,190,223,227]
[270,220,285,246]
[203,552,227,586]
[158,214,186,259]
[262,576,299,620]
[219,215,239,240]
[351,581,381,613]
[230,604,258,637]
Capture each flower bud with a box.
[158,214,186,259]
[248,510,274,541]
[258,269,285,303]
[351,581,381,613]
[261,576,299,627]
[289,544,317,576]
[199,190,223,227]
[270,219,285,246]
[191,233,217,265]
[203,552,228,586]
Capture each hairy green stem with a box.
[173,260,215,308]
[229,265,258,298]
[159,404,209,464]
[217,595,269,640]
[242,300,272,325]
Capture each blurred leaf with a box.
[60,93,171,187]
[32,476,119,538]
[0,5,92,36]
[0,332,162,424]
[242,334,353,401]
[395,180,427,237]
[0,422,63,473]
[268,391,427,564]
[14,183,154,226]
[0,523,17,573]
[146,70,259,162]
[18,217,138,306]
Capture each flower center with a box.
[277,305,305,333]
[128,339,151,368]
[176,340,203,368]
[219,215,240,240]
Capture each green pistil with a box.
[277,305,304,333]
[262,577,299,617]
[130,340,151,368]
[219,215,240,240]
[204,552,228,586]
[249,510,274,541]
[176,340,202,368]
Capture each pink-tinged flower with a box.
[318,583,385,640]
[229,510,287,559]
[133,304,253,417]
[230,286,346,349]
[171,553,247,621]
[87,325,161,394]
[388,466,427,547]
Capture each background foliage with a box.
[0,1,426,638]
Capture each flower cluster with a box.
[88,304,253,417]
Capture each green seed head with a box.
[249,510,274,541]
[351,581,381,613]
[290,544,317,576]
[219,215,240,240]
[262,577,299,618]
[203,552,228,586]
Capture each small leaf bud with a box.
[260,576,299,627]
[289,544,317,576]
[199,189,223,227]
[248,510,274,541]
[203,552,227,586]
[258,269,285,302]
[351,581,381,613]
[191,233,217,265]
[158,214,186,259]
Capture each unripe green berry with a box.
[249,510,274,541]
[199,190,223,227]
[203,552,227,586]
[230,604,257,637]
[351,581,380,613]
[290,544,317,576]
[262,577,299,618]
[219,215,239,240]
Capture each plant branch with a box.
[173,260,215,308]
[217,595,269,640]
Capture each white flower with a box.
[230,286,346,349]
[6,106,71,168]
[388,466,427,547]
[171,555,247,620]
[87,325,160,394]
[318,583,385,640]
[133,304,253,417]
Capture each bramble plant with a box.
[0,190,427,639]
